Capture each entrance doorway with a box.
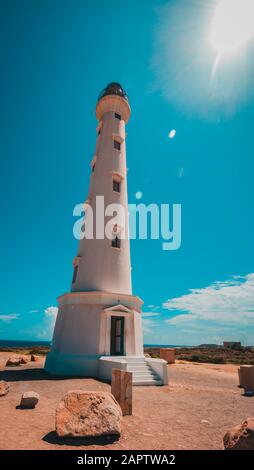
[110,316,124,355]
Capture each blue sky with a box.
[0,0,254,345]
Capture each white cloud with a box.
[37,306,58,339]
[28,310,39,314]
[146,305,160,312]
[44,306,58,318]
[0,313,19,322]
[142,312,160,317]
[164,273,254,326]
[142,318,158,335]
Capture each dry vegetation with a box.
[0,346,50,356]
[1,345,254,365]
[145,346,254,365]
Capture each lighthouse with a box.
[45,83,168,385]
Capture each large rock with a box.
[0,380,10,397]
[6,356,21,367]
[20,391,39,409]
[20,355,30,364]
[224,418,254,450]
[56,390,122,437]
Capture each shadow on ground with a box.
[42,431,119,447]
[0,368,50,381]
[0,368,81,382]
[0,367,108,384]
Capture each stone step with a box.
[127,362,150,368]
[127,366,151,372]
[128,366,148,370]
[126,363,147,368]
[131,368,153,374]
[115,357,146,363]
[133,374,157,381]
[114,358,163,386]
[131,370,158,377]
[133,378,163,386]
[131,369,161,380]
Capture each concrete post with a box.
[111,368,132,415]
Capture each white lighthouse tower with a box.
[45,83,167,385]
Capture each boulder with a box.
[0,380,10,397]
[31,354,39,362]
[20,391,39,409]
[56,390,122,437]
[6,356,21,367]
[20,355,30,364]
[224,418,254,450]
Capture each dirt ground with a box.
[0,352,253,450]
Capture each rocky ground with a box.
[0,352,253,450]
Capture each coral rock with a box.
[56,390,122,437]
[224,418,254,450]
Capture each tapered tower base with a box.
[45,290,144,376]
[45,291,168,384]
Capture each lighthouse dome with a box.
[98,82,128,101]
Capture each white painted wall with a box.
[45,291,144,376]
[145,358,168,385]
[72,94,132,295]
[45,89,148,379]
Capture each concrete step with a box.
[133,378,163,386]
[130,371,158,378]
[118,358,163,386]
[126,363,148,368]
[128,368,152,374]
[131,369,161,383]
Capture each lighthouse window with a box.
[112,236,121,249]
[72,265,78,284]
[114,140,121,151]
[115,113,121,120]
[113,180,121,192]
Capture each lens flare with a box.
[169,129,176,139]
[210,0,254,55]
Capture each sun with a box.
[210,0,254,55]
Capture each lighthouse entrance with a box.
[110,316,125,355]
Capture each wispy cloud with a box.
[142,312,160,317]
[28,310,39,314]
[142,318,158,335]
[0,313,19,322]
[37,306,58,339]
[164,273,254,326]
[146,305,160,312]
[44,306,58,318]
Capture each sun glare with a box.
[210,0,254,55]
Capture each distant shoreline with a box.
[0,340,253,364]
[0,339,190,349]
[0,339,51,348]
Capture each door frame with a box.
[110,316,125,356]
